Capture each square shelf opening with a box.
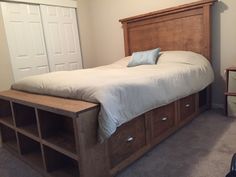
[44,146,79,177]
[18,133,44,169]
[0,124,18,151]
[0,99,13,126]
[13,103,39,137]
[38,110,76,154]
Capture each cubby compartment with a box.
[0,99,14,126]
[44,146,79,177]
[13,103,39,137]
[18,133,44,169]
[0,124,18,151]
[38,110,76,154]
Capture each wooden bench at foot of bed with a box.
[0,88,209,177]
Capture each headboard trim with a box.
[120,0,217,61]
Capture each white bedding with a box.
[12,51,214,142]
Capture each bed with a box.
[0,0,217,177]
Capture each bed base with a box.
[0,88,209,177]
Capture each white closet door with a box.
[40,5,82,72]
[1,2,49,81]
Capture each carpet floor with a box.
[0,109,235,177]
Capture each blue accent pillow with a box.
[127,48,160,67]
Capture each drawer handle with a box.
[127,136,134,142]
[161,117,168,121]
[185,104,190,108]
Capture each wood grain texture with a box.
[179,94,196,121]
[76,108,110,177]
[0,92,100,177]
[108,115,146,168]
[0,90,99,118]
[120,0,215,60]
[151,103,176,139]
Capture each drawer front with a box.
[152,102,175,139]
[108,115,146,168]
[228,96,236,117]
[180,94,196,121]
[229,71,236,93]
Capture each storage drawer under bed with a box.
[108,115,146,168]
[179,94,196,121]
[151,102,176,140]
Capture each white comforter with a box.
[12,51,214,141]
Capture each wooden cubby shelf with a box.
[0,99,14,126]
[18,133,44,170]
[0,91,99,177]
[0,124,18,152]
[44,145,80,177]
[13,103,39,137]
[38,110,76,155]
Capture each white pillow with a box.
[157,51,208,65]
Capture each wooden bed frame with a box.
[0,1,216,177]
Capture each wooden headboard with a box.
[119,0,216,61]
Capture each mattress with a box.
[12,51,214,142]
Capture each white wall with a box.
[77,0,93,68]
[0,6,14,91]
[212,0,236,107]
[78,0,236,107]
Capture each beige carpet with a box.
[0,109,235,177]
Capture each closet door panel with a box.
[41,5,82,72]
[1,2,49,81]
[25,3,49,75]
[2,3,33,80]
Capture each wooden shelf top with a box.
[0,90,99,118]
[225,92,236,96]
[226,67,236,71]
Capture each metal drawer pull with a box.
[161,117,168,121]
[185,104,190,108]
[127,136,134,142]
